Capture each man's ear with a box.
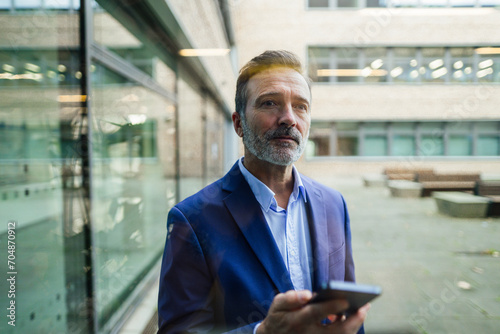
[232,112,244,137]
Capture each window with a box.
[308,46,500,84]
[307,0,500,8]
[450,48,475,83]
[421,48,447,83]
[364,135,388,155]
[309,0,329,7]
[307,121,500,157]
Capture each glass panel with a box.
[364,135,387,156]
[477,136,500,155]
[90,62,176,327]
[392,47,419,83]
[364,122,386,131]
[309,0,329,7]
[391,122,415,131]
[391,0,420,8]
[367,0,387,7]
[478,0,500,7]
[93,2,176,91]
[45,0,71,9]
[419,122,443,131]
[309,136,331,156]
[0,5,85,334]
[420,135,444,156]
[205,99,224,183]
[448,135,472,156]
[476,47,500,83]
[337,136,358,156]
[421,47,447,83]
[308,47,331,82]
[14,0,42,9]
[392,135,415,156]
[338,0,358,7]
[476,121,500,132]
[447,121,473,133]
[336,122,359,131]
[336,48,360,83]
[449,0,476,7]
[364,47,388,83]
[450,48,474,83]
[178,74,204,200]
[0,0,11,9]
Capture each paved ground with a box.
[320,176,500,334]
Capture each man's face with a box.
[236,67,311,166]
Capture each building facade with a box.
[0,0,237,333]
[232,0,500,175]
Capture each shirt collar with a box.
[238,157,307,212]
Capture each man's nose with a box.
[278,104,297,127]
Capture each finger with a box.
[332,303,371,333]
[303,299,349,323]
[272,290,313,312]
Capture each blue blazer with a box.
[158,162,360,333]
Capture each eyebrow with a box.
[254,92,310,107]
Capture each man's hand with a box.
[256,290,369,334]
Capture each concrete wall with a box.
[232,2,500,64]
[311,84,500,121]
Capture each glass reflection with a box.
[90,62,175,325]
[0,6,81,334]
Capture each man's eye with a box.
[295,104,308,112]
[262,100,277,107]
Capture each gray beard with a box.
[240,115,309,166]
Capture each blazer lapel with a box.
[302,177,329,291]
[222,163,294,293]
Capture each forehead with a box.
[246,67,311,102]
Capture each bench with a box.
[475,181,500,216]
[362,174,388,187]
[417,173,481,197]
[388,180,422,198]
[384,167,434,182]
[433,191,491,218]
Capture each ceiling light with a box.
[179,49,230,57]
[57,95,87,103]
[478,59,494,69]
[370,59,383,69]
[477,68,494,78]
[317,69,387,77]
[431,67,448,79]
[429,59,444,70]
[453,61,464,70]
[2,64,15,72]
[453,70,463,79]
[390,67,403,78]
[25,63,40,72]
[475,47,500,55]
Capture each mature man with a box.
[158,50,368,334]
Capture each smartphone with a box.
[309,281,382,316]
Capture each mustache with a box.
[265,126,302,144]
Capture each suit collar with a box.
[222,162,294,293]
[222,162,329,293]
[301,176,329,291]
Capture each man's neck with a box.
[242,153,295,208]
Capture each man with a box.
[158,50,368,334]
